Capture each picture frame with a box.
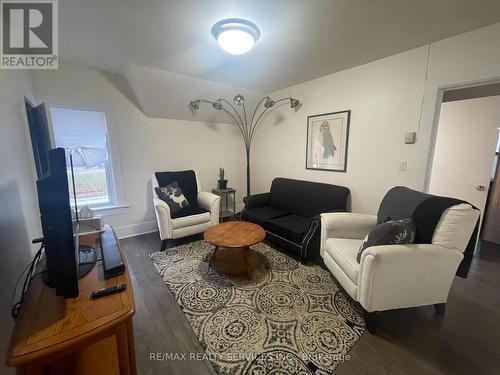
[306,110,351,172]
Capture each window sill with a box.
[90,204,130,217]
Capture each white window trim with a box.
[43,100,129,214]
[90,203,130,217]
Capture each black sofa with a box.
[241,178,350,262]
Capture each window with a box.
[51,107,115,208]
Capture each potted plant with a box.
[218,167,228,189]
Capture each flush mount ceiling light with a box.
[211,18,260,55]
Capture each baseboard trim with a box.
[114,221,158,239]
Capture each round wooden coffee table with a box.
[204,221,266,279]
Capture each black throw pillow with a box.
[155,181,190,214]
[356,219,416,263]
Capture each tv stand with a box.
[7,225,136,375]
[41,244,97,287]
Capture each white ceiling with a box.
[59,0,500,93]
[124,63,264,123]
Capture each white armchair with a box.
[320,187,480,333]
[152,171,220,250]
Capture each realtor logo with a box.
[1,0,58,69]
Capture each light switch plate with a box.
[399,160,407,171]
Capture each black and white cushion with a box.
[356,218,416,263]
[155,181,190,214]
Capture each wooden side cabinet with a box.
[6,226,136,375]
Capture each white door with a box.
[428,96,500,214]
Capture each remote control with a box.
[90,283,127,299]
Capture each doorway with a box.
[482,135,500,243]
[428,82,500,242]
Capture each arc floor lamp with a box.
[190,95,300,196]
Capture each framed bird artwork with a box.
[306,110,351,172]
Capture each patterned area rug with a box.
[150,240,365,374]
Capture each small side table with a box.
[212,188,236,222]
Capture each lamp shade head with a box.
[264,97,275,108]
[190,100,200,110]
[234,94,245,105]
[211,18,261,55]
[290,98,300,109]
[212,99,223,110]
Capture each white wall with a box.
[0,72,40,244]
[253,23,500,214]
[31,64,247,238]
[428,96,500,211]
[0,70,39,375]
[252,46,429,213]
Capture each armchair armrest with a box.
[358,244,463,312]
[321,212,377,240]
[301,210,349,262]
[243,192,270,209]
[197,191,220,210]
[153,197,172,240]
[198,191,220,226]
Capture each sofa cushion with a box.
[171,206,210,229]
[356,219,416,263]
[269,178,349,218]
[243,206,289,227]
[325,238,363,284]
[155,170,198,207]
[155,181,190,214]
[267,214,311,244]
[171,205,209,219]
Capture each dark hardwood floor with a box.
[121,233,500,375]
[121,233,216,375]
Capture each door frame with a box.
[423,77,500,192]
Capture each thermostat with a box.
[405,132,417,144]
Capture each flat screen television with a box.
[36,147,96,298]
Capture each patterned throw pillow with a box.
[155,181,190,214]
[356,218,416,263]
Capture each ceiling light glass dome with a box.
[211,18,260,55]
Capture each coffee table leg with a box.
[210,246,219,268]
[242,246,252,280]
